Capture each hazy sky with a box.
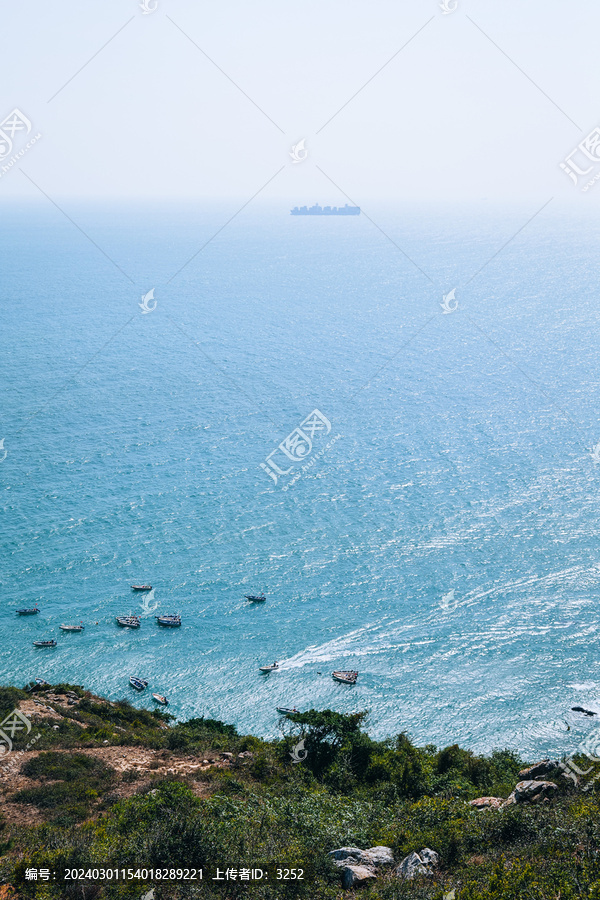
[1,0,599,203]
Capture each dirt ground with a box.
[0,692,244,826]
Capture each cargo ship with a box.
[290,203,360,216]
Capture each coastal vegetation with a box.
[0,683,597,898]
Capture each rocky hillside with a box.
[0,683,598,899]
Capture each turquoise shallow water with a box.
[2,201,600,758]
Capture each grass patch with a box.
[15,752,116,823]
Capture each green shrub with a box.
[21,751,111,782]
[0,685,28,717]
[181,716,238,735]
[15,753,116,823]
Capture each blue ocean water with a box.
[2,200,600,759]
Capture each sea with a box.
[2,199,600,760]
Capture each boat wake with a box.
[280,620,399,669]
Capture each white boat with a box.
[155,614,181,627]
[332,670,358,685]
[276,706,300,715]
[116,615,141,628]
[152,693,168,705]
[60,623,84,632]
[129,676,148,691]
[33,640,57,648]
[259,662,279,673]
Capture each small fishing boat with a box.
[276,706,300,715]
[116,615,141,628]
[129,676,148,691]
[60,623,84,632]
[155,614,181,627]
[131,585,152,591]
[245,594,266,602]
[17,605,39,615]
[152,693,168,705]
[33,640,57,648]
[332,670,358,685]
[35,678,50,686]
[259,662,279,673]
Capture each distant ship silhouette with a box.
[291,203,360,216]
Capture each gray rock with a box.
[420,849,440,868]
[329,847,364,863]
[340,865,376,888]
[396,848,439,879]
[363,846,394,866]
[503,780,557,807]
[329,846,394,868]
[396,851,428,879]
[518,760,559,780]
